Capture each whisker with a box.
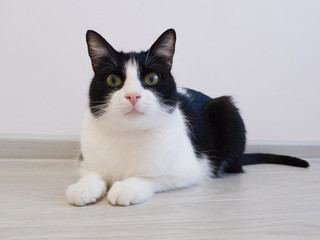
[92,104,131,121]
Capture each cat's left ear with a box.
[86,30,117,72]
[148,29,176,70]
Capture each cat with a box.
[66,29,309,206]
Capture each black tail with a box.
[243,153,309,168]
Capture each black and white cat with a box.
[66,29,309,206]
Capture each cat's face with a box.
[86,29,177,131]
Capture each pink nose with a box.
[125,93,141,106]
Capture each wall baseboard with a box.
[0,135,319,160]
[0,135,80,159]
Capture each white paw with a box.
[107,178,153,206]
[66,175,106,206]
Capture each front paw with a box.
[107,178,153,206]
[66,175,106,206]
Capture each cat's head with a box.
[86,29,177,131]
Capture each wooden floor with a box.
[0,158,319,240]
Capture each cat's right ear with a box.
[86,30,117,72]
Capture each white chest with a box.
[80,110,196,183]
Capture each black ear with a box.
[148,29,176,70]
[86,30,117,72]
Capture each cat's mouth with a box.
[124,108,144,117]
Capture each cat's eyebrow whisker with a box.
[100,61,118,69]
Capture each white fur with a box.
[66,60,211,206]
[177,87,188,96]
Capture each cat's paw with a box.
[107,178,153,206]
[66,175,106,206]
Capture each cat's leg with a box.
[66,173,107,206]
[107,175,198,206]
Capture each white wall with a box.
[0,0,319,142]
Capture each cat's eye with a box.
[106,74,122,87]
[144,73,159,86]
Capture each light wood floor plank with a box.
[0,159,319,239]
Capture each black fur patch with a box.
[89,51,130,117]
[178,89,246,175]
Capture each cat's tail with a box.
[243,153,309,168]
